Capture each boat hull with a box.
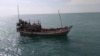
[18,29,71,37]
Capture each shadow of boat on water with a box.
[16,35,70,56]
[17,35,69,44]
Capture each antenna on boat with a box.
[29,19,30,24]
[58,10,63,27]
[17,5,20,19]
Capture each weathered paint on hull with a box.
[19,30,70,37]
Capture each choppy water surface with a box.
[0,13,100,56]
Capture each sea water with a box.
[0,13,100,56]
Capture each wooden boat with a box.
[16,6,73,36]
[17,25,72,36]
[17,18,72,36]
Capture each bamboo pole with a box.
[58,10,63,27]
[17,5,20,19]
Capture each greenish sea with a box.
[0,13,100,56]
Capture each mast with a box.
[17,5,20,19]
[58,10,63,27]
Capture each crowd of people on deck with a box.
[17,19,42,32]
[17,19,71,32]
